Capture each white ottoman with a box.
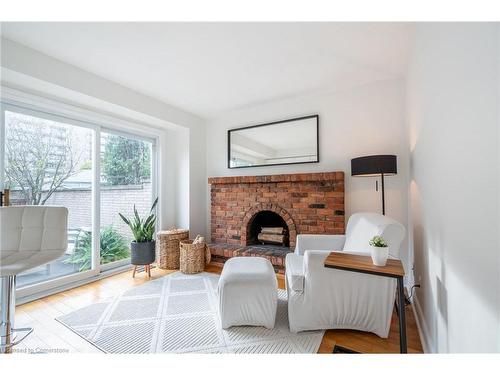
[218,257,278,329]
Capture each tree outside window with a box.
[4,112,86,205]
[101,135,151,186]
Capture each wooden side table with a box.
[324,252,407,353]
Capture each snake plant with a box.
[119,197,158,242]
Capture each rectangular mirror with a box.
[228,115,319,168]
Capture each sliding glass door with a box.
[2,107,95,288]
[99,131,154,270]
[0,99,157,297]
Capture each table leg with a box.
[397,276,407,353]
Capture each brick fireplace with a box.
[207,172,345,272]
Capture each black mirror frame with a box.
[227,114,320,169]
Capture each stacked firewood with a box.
[257,227,286,246]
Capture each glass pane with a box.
[4,110,94,287]
[99,132,153,267]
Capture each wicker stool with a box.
[156,229,189,269]
[179,240,206,274]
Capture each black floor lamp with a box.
[351,155,397,215]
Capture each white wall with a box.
[1,38,207,237]
[206,79,411,278]
[406,23,500,353]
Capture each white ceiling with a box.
[1,22,413,118]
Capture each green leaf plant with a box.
[369,235,388,248]
[65,226,130,272]
[119,197,158,243]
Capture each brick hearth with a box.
[208,243,291,274]
[208,172,345,270]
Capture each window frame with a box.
[0,89,159,300]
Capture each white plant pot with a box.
[370,246,389,266]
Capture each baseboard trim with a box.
[411,293,435,353]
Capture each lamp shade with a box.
[351,155,397,177]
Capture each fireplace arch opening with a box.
[247,210,289,247]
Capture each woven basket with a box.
[156,229,189,269]
[179,240,206,274]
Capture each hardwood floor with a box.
[14,264,423,354]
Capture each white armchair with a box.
[286,212,405,337]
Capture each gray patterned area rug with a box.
[56,272,324,353]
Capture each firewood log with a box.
[260,227,284,234]
[258,233,285,244]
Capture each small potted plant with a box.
[369,235,389,266]
[119,198,158,267]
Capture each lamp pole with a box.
[381,173,385,215]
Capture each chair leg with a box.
[1,275,32,354]
[1,276,16,354]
